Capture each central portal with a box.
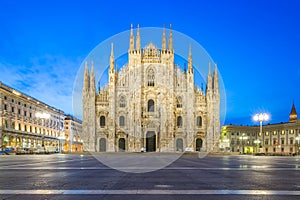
[146,131,156,152]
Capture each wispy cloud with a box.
[0,55,82,115]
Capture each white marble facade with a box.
[82,25,220,152]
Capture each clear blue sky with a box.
[0,0,299,125]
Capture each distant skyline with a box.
[0,0,299,125]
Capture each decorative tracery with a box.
[147,68,155,86]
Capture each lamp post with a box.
[253,113,269,154]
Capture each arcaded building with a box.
[0,81,65,152]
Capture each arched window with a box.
[196,116,202,127]
[100,116,106,127]
[177,116,183,127]
[177,96,182,108]
[148,99,155,112]
[119,96,126,108]
[11,121,15,129]
[147,68,155,86]
[119,116,125,126]
[4,119,7,128]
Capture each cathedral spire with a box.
[213,63,219,92]
[188,44,193,73]
[162,24,166,50]
[168,24,173,51]
[90,62,95,93]
[206,62,212,93]
[83,61,89,91]
[289,102,298,122]
[136,24,141,50]
[129,24,135,51]
[110,43,115,72]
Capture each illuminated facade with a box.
[64,115,83,152]
[82,25,220,152]
[220,103,300,155]
[0,81,64,152]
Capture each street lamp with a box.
[253,113,269,154]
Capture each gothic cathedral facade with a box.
[82,25,220,152]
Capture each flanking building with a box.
[220,104,300,155]
[0,81,65,153]
[63,115,83,152]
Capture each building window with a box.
[265,131,269,136]
[290,139,294,145]
[24,111,27,117]
[281,130,285,135]
[4,96,7,100]
[11,121,15,129]
[119,96,126,108]
[196,116,202,127]
[281,138,285,145]
[4,104,7,110]
[265,139,269,145]
[18,123,21,130]
[177,96,182,108]
[148,99,154,112]
[100,116,106,127]
[177,116,183,127]
[18,109,21,115]
[12,99,14,103]
[11,107,14,113]
[273,131,277,135]
[119,116,125,126]
[147,68,155,86]
[4,119,8,128]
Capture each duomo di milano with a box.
[82,25,220,152]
